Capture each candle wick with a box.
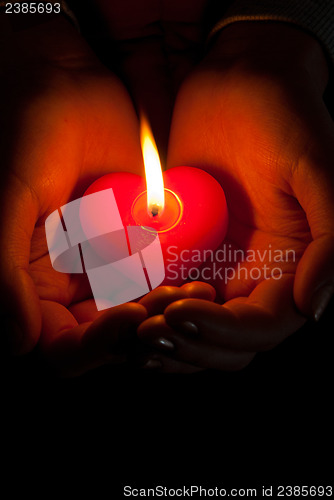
[151,204,159,217]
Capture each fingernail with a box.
[177,321,199,336]
[312,284,334,321]
[151,337,175,352]
[3,317,24,355]
[142,359,163,370]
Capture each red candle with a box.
[83,166,228,286]
[81,119,228,288]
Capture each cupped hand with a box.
[137,23,334,372]
[0,17,147,374]
[138,281,216,373]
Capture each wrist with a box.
[207,22,329,94]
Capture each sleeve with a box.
[210,1,334,64]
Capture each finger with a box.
[137,282,216,371]
[69,299,104,323]
[82,302,147,353]
[138,314,255,371]
[181,281,216,301]
[138,282,216,318]
[138,286,188,316]
[294,236,334,320]
[165,274,306,351]
[291,132,334,319]
[0,181,41,355]
[40,300,147,377]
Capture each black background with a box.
[2,301,332,493]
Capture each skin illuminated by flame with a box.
[140,116,165,216]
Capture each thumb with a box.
[292,137,334,320]
[0,179,41,354]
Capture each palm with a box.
[168,63,321,302]
[29,178,93,310]
[21,73,142,307]
[0,61,148,368]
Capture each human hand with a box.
[0,16,147,374]
[137,23,334,372]
[138,281,217,374]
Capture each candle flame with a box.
[140,116,165,217]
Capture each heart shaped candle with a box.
[82,119,228,289]
[82,175,227,287]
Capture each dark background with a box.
[2,300,332,492]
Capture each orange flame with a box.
[140,116,165,217]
